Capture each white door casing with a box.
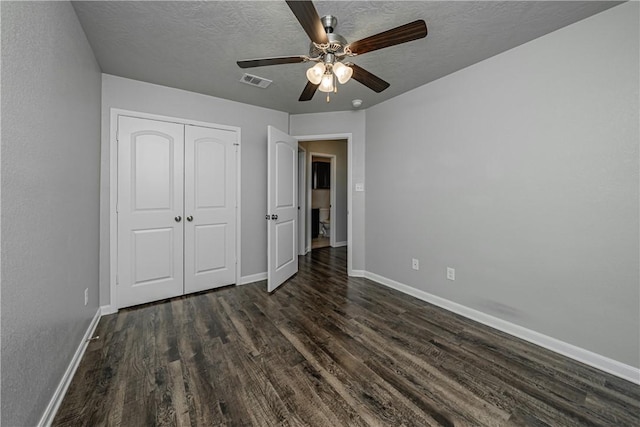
[184,125,237,293]
[267,126,298,292]
[117,116,185,308]
[298,147,307,255]
[291,133,353,275]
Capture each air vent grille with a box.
[240,73,272,89]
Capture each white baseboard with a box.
[38,307,101,426]
[240,272,267,285]
[349,269,365,278]
[100,305,117,316]
[333,241,348,248]
[364,271,640,385]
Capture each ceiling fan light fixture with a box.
[306,63,325,85]
[318,73,334,93]
[332,62,353,84]
[237,3,425,102]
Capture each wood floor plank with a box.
[351,319,511,425]
[54,247,640,427]
[280,303,471,426]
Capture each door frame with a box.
[295,133,353,276]
[298,146,307,255]
[108,108,242,313]
[308,153,337,249]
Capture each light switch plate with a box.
[355,183,365,192]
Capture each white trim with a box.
[235,130,242,288]
[297,146,307,256]
[350,269,366,278]
[364,271,640,385]
[100,305,117,316]
[109,108,242,309]
[295,133,353,276]
[109,110,118,314]
[333,241,348,248]
[38,308,101,427]
[240,272,267,285]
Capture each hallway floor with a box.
[311,236,330,249]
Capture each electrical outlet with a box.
[412,258,419,270]
[447,267,455,281]
[84,288,89,306]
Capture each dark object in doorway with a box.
[312,208,320,238]
[312,161,330,189]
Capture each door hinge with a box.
[116,274,119,285]
[233,143,240,146]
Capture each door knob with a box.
[186,216,193,222]
[271,214,278,220]
[175,216,182,222]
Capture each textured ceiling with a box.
[72,1,621,114]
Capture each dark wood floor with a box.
[55,247,640,426]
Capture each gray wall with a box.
[300,140,349,247]
[365,3,639,367]
[1,2,102,425]
[290,111,366,272]
[100,74,289,305]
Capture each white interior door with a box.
[267,126,298,292]
[184,125,237,293]
[117,116,184,308]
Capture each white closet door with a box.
[184,125,237,294]
[117,116,185,309]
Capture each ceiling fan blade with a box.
[237,56,308,68]
[347,20,427,55]
[299,81,319,101]
[348,64,390,93]
[285,1,328,45]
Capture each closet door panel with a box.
[184,125,237,293]
[117,116,185,309]
[195,224,227,272]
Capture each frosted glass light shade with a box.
[318,73,334,92]
[333,62,353,84]
[306,63,325,85]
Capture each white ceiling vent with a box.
[240,73,272,89]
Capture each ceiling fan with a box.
[237,0,428,102]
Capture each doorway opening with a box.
[310,155,333,249]
[297,140,348,255]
